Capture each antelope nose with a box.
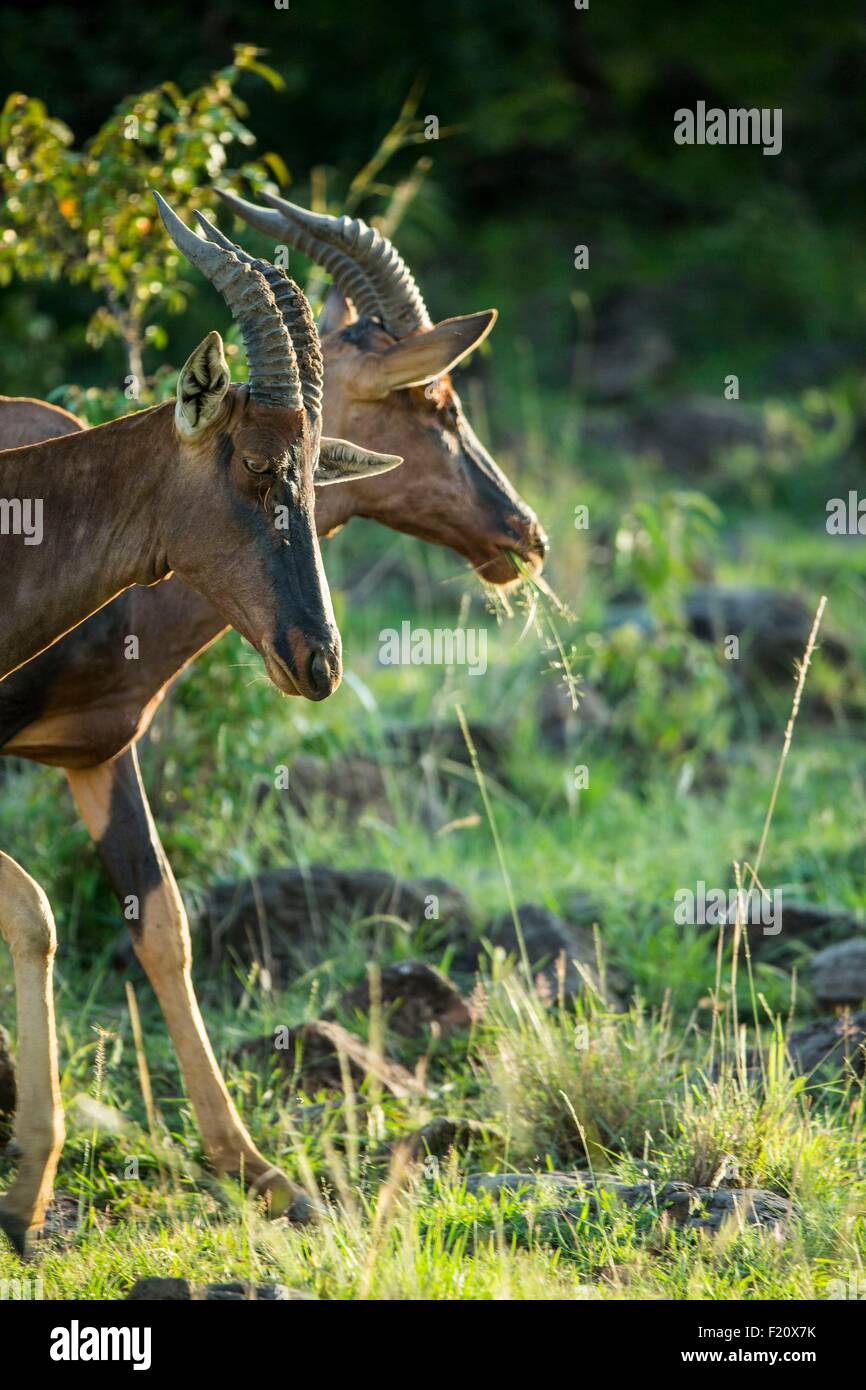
[308,645,339,699]
[532,522,549,561]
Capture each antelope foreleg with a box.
[0,852,65,1257]
[66,747,315,1221]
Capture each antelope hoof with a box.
[0,1206,34,1260]
[249,1167,322,1224]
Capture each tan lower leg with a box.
[132,872,275,1179]
[66,752,312,1216]
[0,852,65,1252]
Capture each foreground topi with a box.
[0,193,401,1255]
[0,196,546,1248]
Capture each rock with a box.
[279,754,391,822]
[583,288,676,402]
[39,1193,82,1241]
[641,1184,791,1237]
[536,678,611,753]
[0,1027,15,1141]
[394,1116,495,1161]
[464,1172,790,1236]
[256,753,446,832]
[460,903,628,1010]
[386,721,512,790]
[648,396,770,474]
[465,1171,586,1202]
[684,586,849,680]
[560,892,607,930]
[787,1011,866,1076]
[637,1183,790,1236]
[604,587,848,690]
[693,899,857,960]
[329,961,472,1038]
[203,1282,303,1301]
[810,939,866,1007]
[583,395,770,474]
[126,1277,305,1301]
[767,338,866,391]
[126,1277,194,1301]
[197,865,475,981]
[234,1017,425,1099]
[747,901,857,956]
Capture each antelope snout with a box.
[262,629,342,700]
[285,626,342,701]
[496,511,549,576]
[306,643,341,700]
[522,518,549,571]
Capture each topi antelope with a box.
[0,194,401,1254]
[218,188,548,583]
[0,198,547,1243]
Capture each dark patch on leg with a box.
[94,753,164,939]
[0,1206,31,1259]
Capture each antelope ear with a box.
[318,286,357,336]
[175,331,231,437]
[353,309,498,399]
[316,437,403,484]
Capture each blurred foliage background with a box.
[2,0,866,403]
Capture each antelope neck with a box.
[0,402,177,679]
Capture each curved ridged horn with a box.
[153,191,303,411]
[217,187,431,339]
[193,210,323,420]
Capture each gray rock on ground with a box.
[603,587,848,689]
[234,1017,425,1099]
[327,960,473,1038]
[197,865,475,980]
[233,961,474,1098]
[787,1011,866,1076]
[583,395,768,474]
[683,586,849,680]
[394,1115,496,1161]
[748,901,857,956]
[256,752,446,831]
[126,1277,310,1301]
[458,902,629,1010]
[810,938,866,1008]
[464,1171,791,1236]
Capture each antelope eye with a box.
[243,456,270,475]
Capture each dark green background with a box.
[3,0,866,396]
